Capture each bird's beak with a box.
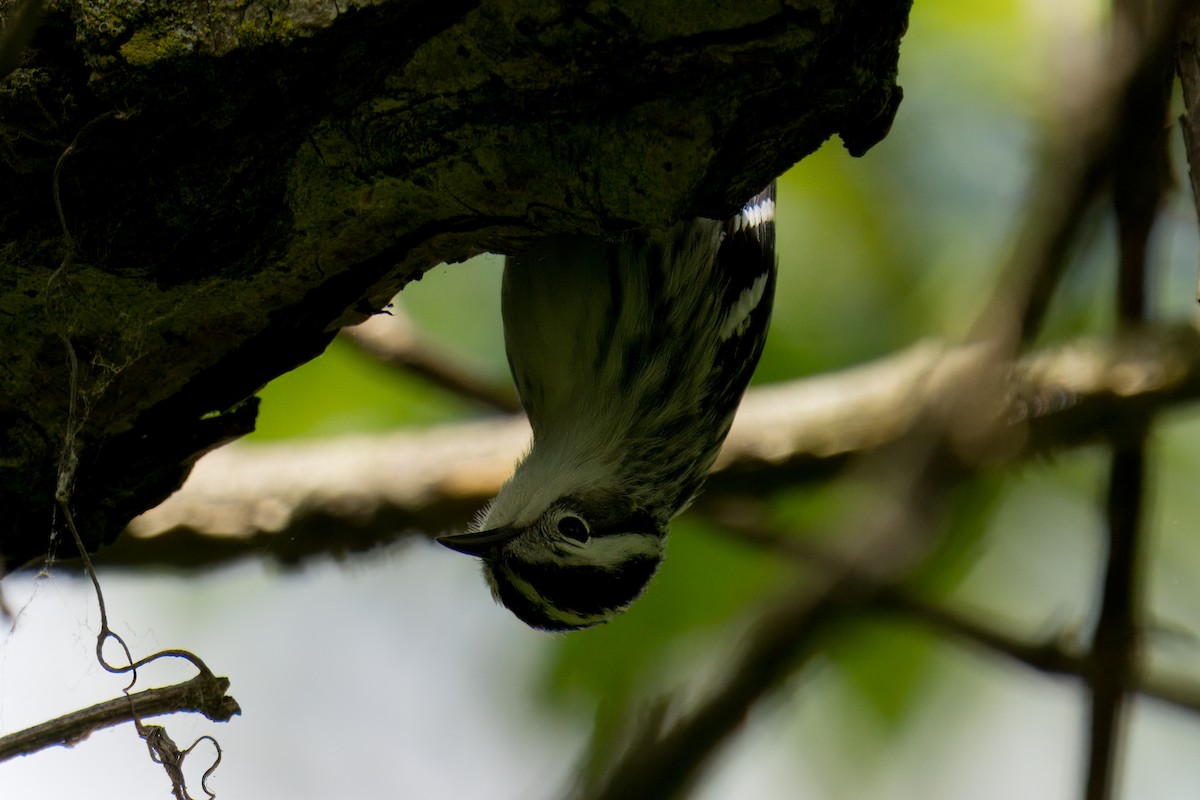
[436,527,522,557]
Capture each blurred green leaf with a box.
[399,253,509,379]
[249,337,477,440]
[825,619,937,727]
[906,476,1007,597]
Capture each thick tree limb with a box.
[91,323,1200,570]
[0,0,910,567]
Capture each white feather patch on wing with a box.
[718,272,770,342]
[732,196,775,233]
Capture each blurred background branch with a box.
[108,323,1200,569]
[574,1,1195,793]
[1082,0,1178,795]
[341,312,522,415]
[709,507,1200,715]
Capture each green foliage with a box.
[250,254,507,440]
[402,253,509,378]
[250,337,476,440]
[824,618,937,727]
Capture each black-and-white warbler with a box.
[438,184,776,630]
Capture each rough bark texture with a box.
[0,0,910,566]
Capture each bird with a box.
[438,184,776,631]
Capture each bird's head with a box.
[438,495,666,631]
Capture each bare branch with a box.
[0,670,240,763]
[18,496,239,796]
[92,324,1200,570]
[342,312,521,414]
[971,0,1180,346]
[1176,5,1200,244]
[1080,0,1178,795]
[705,510,1200,718]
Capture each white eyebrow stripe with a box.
[522,531,663,568]
[575,533,662,567]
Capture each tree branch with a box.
[1081,0,1177,795]
[341,312,521,414]
[0,670,240,763]
[0,0,911,568]
[1175,3,1200,236]
[82,323,1200,570]
[706,512,1200,718]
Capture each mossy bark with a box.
[0,0,909,566]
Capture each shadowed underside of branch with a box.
[0,0,911,567]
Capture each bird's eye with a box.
[557,514,590,543]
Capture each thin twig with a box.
[970,0,1181,348]
[31,49,230,800]
[704,510,1200,717]
[1081,1,1176,796]
[58,498,215,683]
[0,671,240,762]
[1175,7,1200,262]
[342,310,521,413]
[46,499,238,798]
[1087,446,1147,800]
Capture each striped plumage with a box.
[439,185,776,630]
